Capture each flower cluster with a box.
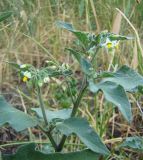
[18,62,71,87]
[87,31,124,51]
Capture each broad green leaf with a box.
[57,117,110,155]
[120,136,143,151]
[0,96,37,131]
[3,143,100,160]
[66,48,81,62]
[72,31,89,47]
[66,48,92,75]
[96,71,114,79]
[0,11,12,23]
[56,21,89,47]
[104,65,143,91]
[88,81,132,122]
[32,108,72,122]
[80,57,92,75]
[88,80,99,93]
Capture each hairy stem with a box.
[37,86,49,126]
[37,86,58,150]
[71,78,88,117]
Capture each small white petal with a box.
[23,71,31,78]
[20,64,27,68]
[44,77,50,83]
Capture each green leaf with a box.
[0,11,12,23]
[32,108,72,122]
[80,57,91,75]
[3,143,101,160]
[0,96,37,131]
[56,21,74,31]
[90,31,132,48]
[66,48,92,75]
[88,81,132,122]
[57,117,110,155]
[104,65,143,91]
[88,80,99,93]
[120,136,143,151]
[109,33,133,41]
[56,21,89,47]
[66,48,81,62]
[72,31,89,47]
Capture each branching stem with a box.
[56,48,98,152]
[56,77,88,152]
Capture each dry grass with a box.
[0,0,143,159]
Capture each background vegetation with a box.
[0,0,143,159]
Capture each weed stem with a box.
[37,86,58,150]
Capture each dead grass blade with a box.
[112,12,122,34]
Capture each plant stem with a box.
[71,78,88,117]
[37,86,58,150]
[56,77,88,152]
[38,125,58,150]
[37,86,49,126]
[56,49,98,152]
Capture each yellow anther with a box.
[107,43,112,48]
[23,76,28,82]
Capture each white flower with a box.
[101,37,119,49]
[44,77,50,83]
[23,71,31,79]
[20,64,27,68]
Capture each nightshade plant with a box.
[1,21,143,160]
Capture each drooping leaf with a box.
[120,136,143,151]
[0,11,12,23]
[104,65,143,91]
[57,117,110,155]
[3,143,101,160]
[56,21,89,47]
[88,81,132,122]
[32,108,72,122]
[0,96,37,131]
